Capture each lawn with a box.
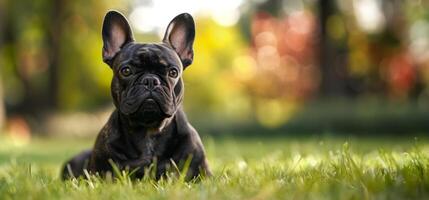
[0,135,429,199]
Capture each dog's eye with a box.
[168,68,179,78]
[120,66,132,77]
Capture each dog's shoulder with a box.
[174,108,205,153]
[172,108,211,178]
[174,108,197,136]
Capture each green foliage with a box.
[183,17,250,122]
[0,136,429,199]
[0,0,128,110]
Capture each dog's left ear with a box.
[162,13,195,68]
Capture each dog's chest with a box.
[108,128,178,164]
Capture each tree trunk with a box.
[0,78,4,131]
[318,0,348,96]
[0,0,6,130]
[47,0,65,109]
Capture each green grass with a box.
[1,135,429,199]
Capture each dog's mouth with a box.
[120,97,161,125]
[133,98,163,124]
[120,91,174,125]
[122,95,161,114]
[138,98,161,114]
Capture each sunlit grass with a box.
[0,136,429,199]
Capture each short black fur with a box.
[61,11,211,180]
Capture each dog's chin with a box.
[123,99,173,131]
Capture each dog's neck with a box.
[113,110,176,158]
[117,111,175,138]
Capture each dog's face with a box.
[101,11,195,130]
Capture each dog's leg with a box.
[61,150,92,179]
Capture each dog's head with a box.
[101,11,195,130]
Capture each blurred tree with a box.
[0,0,124,114]
[318,0,349,96]
[0,0,4,130]
[183,17,250,123]
[0,0,127,135]
[1,0,49,113]
[0,79,4,130]
[257,0,283,17]
[0,0,427,134]
[46,0,66,108]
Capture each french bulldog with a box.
[61,11,211,180]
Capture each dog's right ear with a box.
[102,10,134,65]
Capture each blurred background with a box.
[0,0,428,143]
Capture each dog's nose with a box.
[142,76,160,90]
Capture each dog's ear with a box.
[162,13,195,68]
[102,10,134,65]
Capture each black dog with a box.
[61,11,211,180]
